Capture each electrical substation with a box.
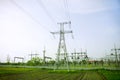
[0,1,120,80]
[0,0,120,71]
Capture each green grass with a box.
[0,67,120,80]
[0,67,82,80]
[0,67,37,75]
[98,69,120,80]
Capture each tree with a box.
[47,60,55,65]
[27,57,42,66]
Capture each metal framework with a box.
[71,50,88,62]
[43,47,52,64]
[14,57,24,63]
[29,51,39,60]
[111,45,120,66]
[51,21,73,70]
[43,47,46,64]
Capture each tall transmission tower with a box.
[111,44,120,67]
[51,21,73,70]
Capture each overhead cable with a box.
[11,0,51,32]
[63,0,71,21]
[36,0,58,29]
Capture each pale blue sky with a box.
[0,0,120,62]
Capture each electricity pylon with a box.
[111,44,120,67]
[51,21,73,71]
[29,51,39,60]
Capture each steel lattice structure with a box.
[51,21,72,71]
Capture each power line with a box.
[11,0,51,33]
[37,0,71,29]
[36,0,58,30]
[63,0,71,21]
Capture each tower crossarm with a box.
[111,48,120,51]
[14,57,24,59]
[51,30,72,35]
[64,30,72,34]
[57,21,71,25]
[29,54,39,56]
[50,32,60,34]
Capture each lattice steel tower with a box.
[51,21,73,70]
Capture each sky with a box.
[0,0,120,62]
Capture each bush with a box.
[27,57,42,66]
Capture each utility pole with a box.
[111,44,120,67]
[43,47,46,64]
[71,49,77,62]
[29,51,39,60]
[51,21,73,71]
[7,54,10,64]
[119,54,120,62]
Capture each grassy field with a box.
[98,69,120,80]
[0,67,120,80]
